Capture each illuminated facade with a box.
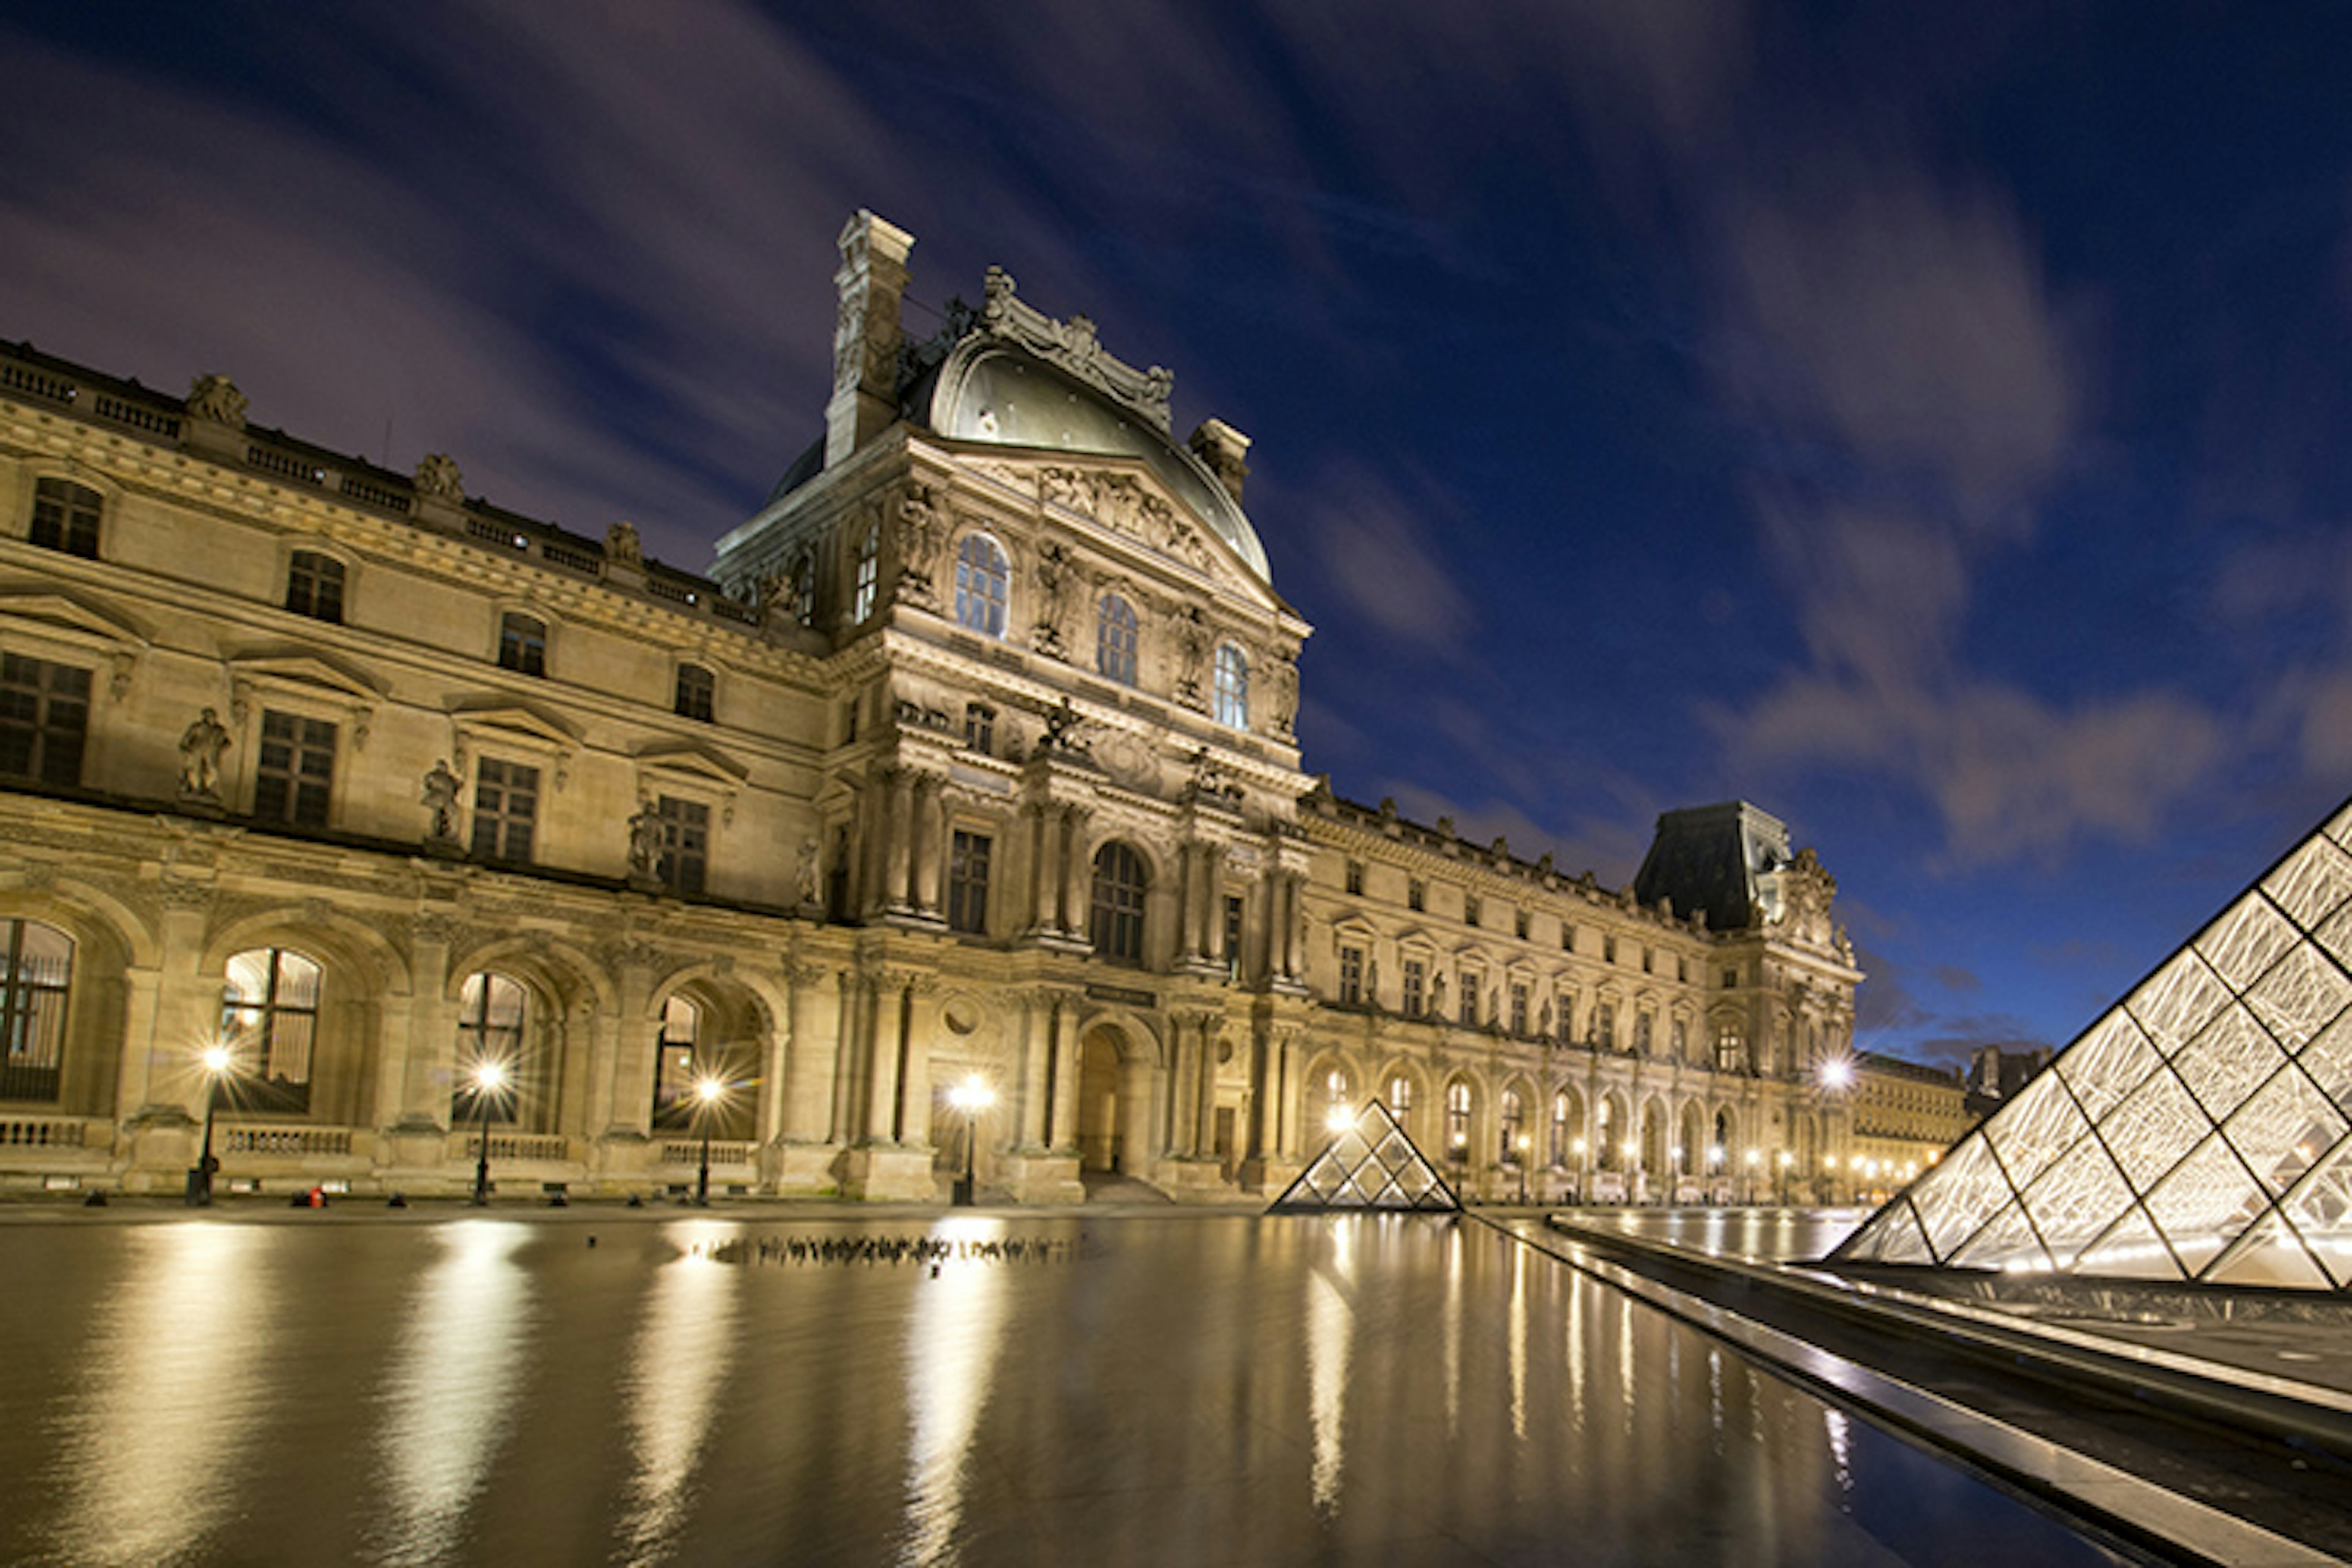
[1837,799,2352,1289]
[1844,1052,1971,1204]
[0,212,1858,1202]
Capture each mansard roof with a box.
[1632,801,1793,935]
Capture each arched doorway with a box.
[1077,1027,1123,1172]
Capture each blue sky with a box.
[8,3,2352,1069]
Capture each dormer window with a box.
[497,612,546,677]
[285,551,345,623]
[29,479,101,559]
[674,664,715,722]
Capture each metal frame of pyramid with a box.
[1834,794,2352,1291]
[1268,1099,1463,1213]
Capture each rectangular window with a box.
[947,829,991,935]
[963,703,993,754]
[497,613,547,677]
[851,524,880,622]
[470,758,539,862]
[29,479,101,559]
[1338,944,1364,1005]
[1677,956,1689,984]
[0,918,71,1102]
[253,710,335,827]
[1407,878,1425,913]
[1596,1001,1616,1049]
[1344,860,1364,897]
[1561,922,1575,952]
[1509,982,1529,1036]
[1402,957,1425,1017]
[1514,909,1529,940]
[1463,893,1480,928]
[674,665,715,722]
[1223,894,1245,980]
[655,795,708,897]
[1460,970,1480,1027]
[284,551,345,623]
[0,654,90,787]
[1556,993,1573,1042]
[1604,934,1618,964]
[1723,967,1738,990]
[1642,946,1654,973]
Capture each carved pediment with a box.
[227,647,385,702]
[965,455,1276,609]
[447,698,582,751]
[633,737,750,788]
[0,584,151,648]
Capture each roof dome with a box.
[927,342,1271,582]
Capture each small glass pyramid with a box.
[1268,1099,1462,1213]
[1834,796,2352,1291]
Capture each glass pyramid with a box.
[1268,1100,1462,1213]
[1834,797,2352,1291]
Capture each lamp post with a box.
[1743,1147,1760,1206]
[1572,1136,1588,1204]
[693,1075,726,1206]
[948,1074,994,1207]
[185,1044,232,1207]
[1776,1148,1793,1205]
[1823,1153,1840,1205]
[470,1059,508,1206]
[1515,1134,1531,1204]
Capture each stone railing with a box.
[456,1131,571,1163]
[0,1115,92,1150]
[660,1139,754,1167]
[223,1125,355,1157]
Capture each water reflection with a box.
[49,1224,273,1568]
[1825,1408,1853,1501]
[1507,1241,1528,1441]
[373,1222,535,1567]
[900,1216,1008,1568]
[616,1220,742,1567]
[1305,1256,1351,1513]
[1441,1225,1462,1436]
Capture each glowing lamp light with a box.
[1819,1058,1855,1090]
[1777,1150,1793,1168]
[948,1073,995,1114]
[1743,1148,1760,1168]
[695,1076,726,1107]
[1572,1137,1587,1156]
[200,1044,233,1076]
[1325,1104,1354,1135]
[474,1060,508,1093]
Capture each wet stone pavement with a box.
[0,1208,2136,1567]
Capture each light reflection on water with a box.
[48,1224,273,1568]
[1304,1231,1351,1513]
[616,1220,742,1568]
[372,1221,535,1567]
[899,1216,1009,1568]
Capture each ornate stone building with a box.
[0,211,1860,1203]
[1846,1054,1973,1204]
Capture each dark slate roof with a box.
[1632,802,1792,933]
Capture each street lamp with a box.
[1776,1148,1793,1205]
[1325,1103,1354,1136]
[469,1059,508,1206]
[948,1073,994,1207]
[1515,1134,1531,1204]
[186,1043,233,1207]
[1572,1136,1588,1204]
[1743,1147,1760,1205]
[1823,1153,1840,1205]
[693,1075,726,1206]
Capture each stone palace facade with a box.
[0,212,1861,1203]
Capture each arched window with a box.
[497,612,547,677]
[1716,1025,1744,1072]
[1089,842,1148,963]
[790,549,817,626]
[650,995,702,1128]
[1551,1092,1571,1166]
[1213,643,1249,728]
[453,971,527,1124]
[1499,1088,1525,1163]
[1387,1074,1413,1127]
[0,919,72,1102]
[1095,594,1139,685]
[30,478,102,559]
[1444,1080,1472,1161]
[851,522,880,622]
[1324,1068,1350,1125]
[1596,1096,1618,1169]
[954,533,1009,637]
[285,551,345,623]
[222,948,321,1114]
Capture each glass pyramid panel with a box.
[2124,949,2231,1058]
[2260,833,2352,927]
[2072,1207,2184,1282]
[2056,1011,2161,1123]
[2095,1066,2211,1192]
[1835,796,2352,1289]
[2168,1005,2288,1122]
[2016,1134,2134,1267]
[1947,1197,2049,1273]
[1269,1101,1461,1214]
[2220,1065,2346,1199]
[2204,1211,2332,1290]
[2143,1134,2264,1275]
[2242,944,2352,1054]
[2193,892,2301,991]
[1982,1073,2091,1194]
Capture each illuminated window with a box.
[649,995,703,1128]
[285,551,345,623]
[1445,1080,1471,1158]
[954,533,1009,637]
[0,919,72,1102]
[1095,593,1139,685]
[1388,1075,1413,1123]
[1717,1027,1744,1072]
[222,948,320,1114]
[1213,643,1248,728]
[29,478,100,558]
[851,522,880,622]
[1551,1093,1571,1165]
[1500,1089,1524,1163]
[452,971,527,1125]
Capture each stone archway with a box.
[1076,1019,1158,1177]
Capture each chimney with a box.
[824,211,916,469]
[1188,418,1251,504]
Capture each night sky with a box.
[9,3,2352,1071]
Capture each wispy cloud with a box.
[1301,462,1476,655]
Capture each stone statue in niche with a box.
[1033,541,1074,655]
[1427,973,1447,1020]
[185,374,247,428]
[605,521,643,566]
[413,453,464,503]
[794,836,821,908]
[627,802,665,888]
[1270,654,1300,739]
[893,484,943,605]
[1171,607,1209,706]
[178,707,232,802]
[1041,697,1092,756]
[421,760,462,840]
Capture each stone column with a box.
[1025,801,1058,937]
[1175,843,1202,963]
[895,978,937,1148]
[1169,1015,1200,1155]
[918,780,952,918]
[778,960,838,1143]
[884,769,915,914]
[1194,1019,1223,1158]
[828,969,863,1145]
[1014,989,1053,1150]
[1059,805,1092,938]
[861,973,900,1144]
[1047,997,1081,1152]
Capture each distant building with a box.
[1846,1053,1972,1201]
[0,211,1859,1203]
[1964,1042,2052,1118]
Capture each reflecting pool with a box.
[0,1212,2126,1567]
